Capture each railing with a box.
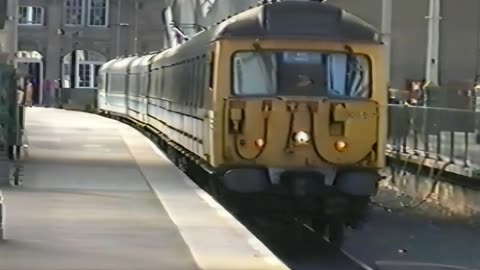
[387,104,480,171]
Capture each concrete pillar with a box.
[425,0,441,85]
[0,0,18,65]
[133,0,139,54]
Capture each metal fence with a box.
[388,104,480,169]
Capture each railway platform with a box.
[0,107,288,270]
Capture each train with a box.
[97,1,387,247]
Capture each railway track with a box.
[237,217,374,270]
[116,115,375,270]
[117,114,480,270]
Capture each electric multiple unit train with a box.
[97,1,387,246]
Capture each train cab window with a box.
[233,52,276,95]
[232,51,371,98]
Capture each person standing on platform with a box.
[16,79,24,105]
[25,79,34,107]
[54,79,61,107]
[43,80,50,107]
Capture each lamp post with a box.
[116,0,122,56]
[133,0,139,54]
[474,0,480,86]
[425,0,441,86]
[115,0,130,57]
[381,0,392,87]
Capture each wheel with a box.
[327,221,345,248]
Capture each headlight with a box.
[255,138,265,148]
[294,131,311,144]
[334,140,348,152]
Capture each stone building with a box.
[16,0,167,104]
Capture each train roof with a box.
[101,56,137,74]
[129,54,156,73]
[115,1,381,69]
[210,1,379,42]
[99,58,117,73]
[151,1,380,66]
[151,50,172,67]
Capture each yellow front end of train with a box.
[210,40,386,172]
[207,39,386,244]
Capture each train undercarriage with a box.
[213,168,379,247]
[212,184,372,247]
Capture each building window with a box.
[65,0,85,25]
[78,63,103,88]
[78,63,91,88]
[18,6,44,25]
[88,0,108,26]
[63,63,71,88]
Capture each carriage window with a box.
[232,51,371,98]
